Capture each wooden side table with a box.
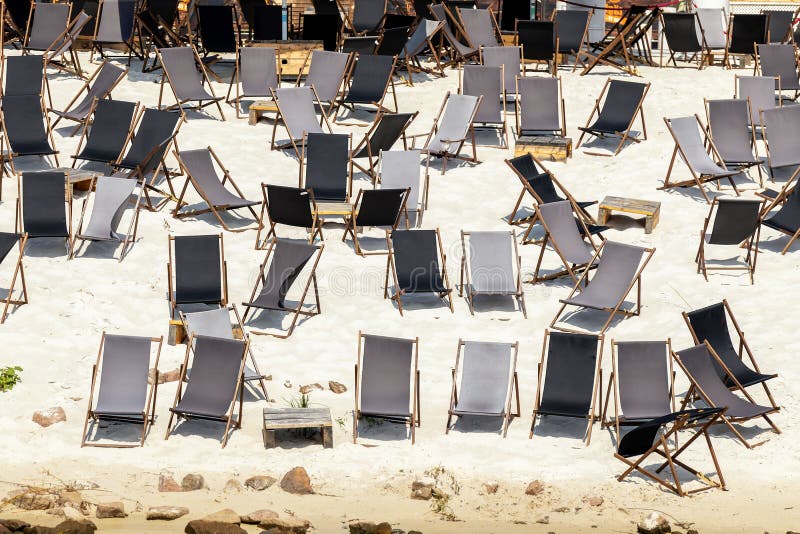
[262,407,333,449]
[598,196,661,234]
[248,100,279,126]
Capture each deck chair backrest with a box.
[183,307,233,339]
[481,46,520,94]
[541,331,598,415]
[376,26,410,56]
[312,0,339,15]
[67,62,127,120]
[762,106,800,168]
[95,334,152,415]
[402,19,442,58]
[354,189,407,227]
[240,47,278,98]
[616,408,721,458]
[119,108,180,170]
[554,10,589,53]
[346,54,394,103]
[178,148,249,208]
[538,200,593,264]
[197,5,237,53]
[49,10,92,59]
[462,65,502,124]
[301,14,339,51]
[1,95,53,155]
[507,152,544,181]
[380,149,422,210]
[427,93,479,154]
[303,51,350,103]
[174,234,222,305]
[728,14,767,54]
[266,185,314,228]
[246,4,282,40]
[765,10,793,43]
[180,335,244,416]
[82,176,136,240]
[757,44,800,91]
[392,229,443,291]
[577,241,645,309]
[737,76,777,125]
[79,99,137,162]
[668,116,727,175]
[457,341,513,414]
[353,112,415,158]
[615,341,670,420]
[685,302,755,381]
[429,3,474,57]
[708,199,761,245]
[662,13,703,53]
[160,47,213,100]
[304,132,349,201]
[26,2,70,50]
[517,20,555,61]
[360,333,414,416]
[254,239,318,309]
[695,8,726,49]
[594,79,647,133]
[21,171,68,237]
[706,99,755,164]
[458,8,498,47]
[382,13,415,30]
[341,35,378,55]
[352,0,386,33]
[95,0,137,43]
[274,87,324,140]
[466,231,516,293]
[518,76,561,133]
[3,54,43,96]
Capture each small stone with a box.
[95,502,126,519]
[181,474,206,492]
[52,519,96,534]
[184,520,246,534]
[257,517,310,534]
[348,521,392,534]
[32,407,66,428]
[283,380,292,388]
[0,525,10,534]
[223,480,242,493]
[279,467,313,495]
[410,480,433,500]
[554,506,570,513]
[584,496,603,507]
[482,481,499,494]
[202,509,240,524]
[9,491,58,510]
[244,476,276,491]
[638,512,671,534]
[240,510,278,524]
[328,381,347,394]
[525,480,545,496]
[147,506,189,521]
[158,474,181,492]
[0,519,30,531]
[298,383,323,394]
[536,516,550,525]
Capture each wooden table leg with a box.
[598,208,610,225]
[248,109,259,126]
[644,215,654,234]
[263,428,277,448]
[322,427,333,449]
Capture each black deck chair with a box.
[382,13,415,30]
[167,233,228,317]
[660,12,708,69]
[165,334,248,448]
[723,14,767,69]
[614,408,727,497]
[683,300,778,410]
[553,9,591,70]
[226,45,279,119]
[194,5,240,82]
[173,147,261,232]
[516,20,557,74]
[3,0,33,44]
[241,238,323,338]
[23,2,70,53]
[764,10,794,43]
[704,98,763,183]
[695,198,762,284]
[500,0,529,32]
[577,78,650,156]
[91,0,142,65]
[157,46,225,121]
[760,177,800,254]
[256,184,322,247]
[672,342,780,449]
[428,3,477,66]
[49,61,127,134]
[531,330,602,445]
[15,171,73,255]
[385,228,453,315]
[313,0,340,16]
[340,0,386,35]
[302,14,341,52]
[756,43,800,100]
[136,0,182,72]
[341,35,378,55]
[343,188,408,256]
[300,132,352,202]
[0,232,28,324]
[338,54,398,119]
[375,25,410,57]
[72,99,138,168]
[240,1,281,41]
[412,0,432,21]
[2,54,45,99]
[350,111,416,182]
[81,333,163,447]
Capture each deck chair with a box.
[531,330,602,444]
[350,111,416,181]
[459,64,507,148]
[446,339,520,437]
[49,61,127,133]
[683,300,778,410]
[239,1,281,41]
[15,171,72,255]
[459,230,525,317]
[3,0,32,45]
[0,233,28,324]
[340,0,386,35]
[756,43,800,100]
[341,35,377,55]
[660,13,708,69]
[379,149,427,227]
[385,228,453,315]
[458,7,500,48]
[399,19,446,79]
[343,188,408,256]
[193,5,240,83]
[553,9,591,70]
[157,46,225,121]
[375,26,411,58]
[614,408,726,496]
[226,46,279,119]
[23,2,69,53]
[532,200,598,284]
[724,14,768,69]
[759,106,800,183]
[1,54,44,98]
[42,10,92,77]
[517,20,557,74]
[165,334,248,448]
[411,91,481,174]
[480,46,521,96]
[270,86,334,158]
[736,75,780,130]
[179,304,269,399]
[764,10,794,43]
[577,78,649,156]
[167,234,228,317]
[429,3,477,66]
[241,238,323,338]
[300,132,352,202]
[760,176,800,254]
[173,147,260,232]
[256,184,322,247]
[71,175,143,261]
[354,332,419,443]
[81,333,163,447]
[704,99,762,183]
[298,50,351,107]
[302,13,341,51]
[338,54,398,118]
[695,198,762,284]
[672,342,780,449]
[550,240,655,334]
[602,340,675,444]
[381,14,415,31]
[695,8,727,55]
[90,0,141,65]
[71,99,138,168]
[516,76,565,137]
[661,115,740,203]
[136,0,182,72]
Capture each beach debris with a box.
[184,520,246,534]
[482,481,499,494]
[280,467,313,495]
[181,474,206,492]
[202,509,240,524]
[223,479,243,493]
[283,380,292,389]
[244,476,276,491]
[0,520,29,532]
[584,496,604,507]
[638,512,671,533]
[147,506,189,521]
[348,521,393,534]
[240,510,279,524]
[7,490,58,510]
[158,474,181,492]
[525,480,545,496]
[553,507,570,513]
[47,507,82,521]
[328,381,347,394]
[95,502,126,519]
[410,479,434,500]
[32,407,66,428]
[257,517,311,533]
[299,383,323,394]
[52,519,96,534]
[536,515,550,524]
[148,368,180,385]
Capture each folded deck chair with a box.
[338,54,398,118]
[2,54,45,98]
[399,19,446,80]
[704,98,762,183]
[516,76,565,137]
[603,340,675,444]
[614,408,726,496]
[353,332,420,444]
[179,304,268,399]
[157,46,225,121]
[49,60,127,133]
[270,86,333,158]
[723,14,767,69]
[428,3,477,66]
[459,64,507,148]
[735,75,780,130]
[343,188,408,256]
[23,2,69,53]
[379,149,427,227]
[173,147,260,231]
[459,230,526,317]
[517,20,557,74]
[759,106,800,183]
[446,339,520,437]
[532,200,598,284]
[412,91,481,174]
[194,5,240,82]
[661,115,740,203]
[0,233,28,324]
[760,175,800,253]
[90,0,141,65]
[553,9,591,70]
[350,111,416,181]
[480,45,521,96]
[167,234,228,316]
[458,7,500,48]
[385,228,453,315]
[550,240,655,334]
[672,342,780,448]
[756,43,800,100]
[340,0,386,35]
[42,10,92,77]
[72,99,138,168]
[297,50,351,115]
[256,184,322,247]
[577,78,649,156]
[165,334,248,448]
[531,330,602,444]
[136,0,182,72]
[15,171,73,255]
[695,198,762,284]
[81,333,163,447]
[71,175,143,261]
[226,46,279,119]
[683,300,778,409]
[764,10,794,43]
[241,238,323,338]
[660,13,708,69]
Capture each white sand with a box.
[1,48,799,532]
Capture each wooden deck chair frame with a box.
[458,64,509,149]
[458,229,526,317]
[758,108,799,185]
[50,61,129,135]
[226,43,281,119]
[241,237,324,338]
[293,50,353,117]
[530,203,600,284]
[530,329,604,445]
[299,131,353,202]
[754,44,800,102]
[166,233,228,317]
[695,197,762,284]
[427,3,478,67]
[269,85,334,160]
[336,0,386,36]
[446,339,521,437]
[135,1,183,73]
[658,12,710,70]
[403,20,447,80]
[81,333,164,447]
[256,185,323,247]
[703,97,764,185]
[550,8,593,71]
[516,19,559,76]
[157,45,226,121]
[759,172,800,254]
[90,0,145,66]
[580,7,657,76]
[336,54,400,121]
[15,175,73,257]
[576,78,650,156]
[353,331,421,444]
[0,233,28,324]
[0,97,60,192]
[343,187,409,256]
[25,3,79,78]
[350,110,417,183]
[549,241,656,335]
[514,75,567,138]
[672,341,781,449]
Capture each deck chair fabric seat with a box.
[114,107,181,186]
[696,198,761,283]
[341,54,396,113]
[764,10,794,43]
[761,185,800,251]
[73,99,138,165]
[577,79,649,155]
[724,14,767,67]
[351,111,416,181]
[661,13,706,68]
[670,117,733,179]
[73,176,141,260]
[386,228,453,315]
[760,106,800,182]
[418,91,481,174]
[705,99,761,173]
[379,149,426,226]
[737,75,779,127]
[517,76,564,136]
[458,8,500,48]
[451,341,515,416]
[257,184,321,245]
[429,3,476,64]
[228,46,279,118]
[461,65,506,147]
[695,8,726,50]
[554,9,590,63]
[517,20,556,71]
[158,46,225,120]
[43,10,93,76]
[92,0,139,53]
[459,230,526,317]
[375,26,410,57]
[2,55,44,97]
[348,0,386,34]
[609,340,673,430]
[50,61,127,129]
[757,44,800,94]
[19,171,71,240]
[169,234,226,314]
[481,46,521,94]
[271,86,332,157]
[344,188,408,255]
[533,200,597,283]
[24,2,70,52]
[1,94,58,162]
[301,132,351,202]
[300,50,351,111]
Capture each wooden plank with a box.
[314,201,352,216]
[599,196,660,216]
[515,136,572,162]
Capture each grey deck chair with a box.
[481,46,521,96]
[385,228,453,315]
[446,339,520,437]
[165,334,248,448]
[460,64,507,148]
[2,54,44,97]
[602,340,674,445]
[399,19,446,79]
[23,2,69,52]
[299,132,352,202]
[756,43,800,100]
[270,86,333,158]
[0,232,28,324]
[764,10,794,43]
[256,184,322,247]
[157,46,225,121]
[167,233,228,317]
[661,115,740,203]
[705,98,762,182]
[298,50,351,115]
[226,46,279,119]
[71,99,138,167]
[241,238,323,338]
[458,7,500,48]
[173,147,260,232]
[338,54,398,118]
[43,10,92,77]
[343,0,386,34]
[551,240,655,334]
[91,0,142,64]
[735,75,780,130]
[760,175,800,253]
[350,111,417,181]
[81,333,163,447]
[532,200,598,284]
[531,330,602,444]
[379,149,427,227]
[429,3,477,66]
[660,12,708,69]
[553,9,591,70]
[672,342,780,449]
[695,8,727,51]
[15,171,73,255]
[343,188,408,256]
[695,198,762,284]
[72,175,143,261]
[412,91,481,174]
[459,230,525,317]
[50,61,128,133]
[577,78,649,156]
[683,300,778,409]
[180,304,269,399]
[760,105,800,183]
[516,76,565,137]
[353,332,420,444]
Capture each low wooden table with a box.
[314,201,352,218]
[249,100,279,126]
[598,196,661,234]
[262,407,333,449]
[515,136,572,162]
[167,318,243,345]
[249,40,323,79]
